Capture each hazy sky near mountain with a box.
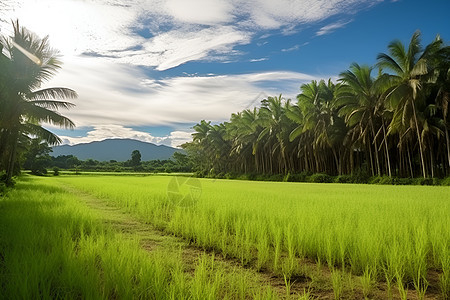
[1,0,449,147]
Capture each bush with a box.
[414,178,434,186]
[441,176,450,186]
[0,181,6,195]
[267,174,283,181]
[334,175,353,184]
[255,175,268,181]
[286,172,309,182]
[225,172,237,179]
[369,176,382,184]
[391,177,413,185]
[352,168,370,183]
[53,167,60,176]
[309,173,333,183]
[194,171,206,178]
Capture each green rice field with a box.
[1,175,449,299]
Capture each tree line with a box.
[22,141,191,175]
[183,31,450,180]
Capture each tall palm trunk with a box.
[5,130,18,185]
[412,100,427,178]
[428,137,435,178]
[382,122,392,177]
[445,123,450,168]
[407,143,414,178]
[370,119,381,176]
[367,142,375,176]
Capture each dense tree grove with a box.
[183,32,450,179]
[0,21,76,185]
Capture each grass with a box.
[1,174,449,299]
[0,177,276,299]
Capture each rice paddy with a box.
[1,175,449,299]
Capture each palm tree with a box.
[377,31,443,178]
[336,63,390,176]
[293,80,344,175]
[0,21,77,184]
[256,95,292,174]
[430,44,450,171]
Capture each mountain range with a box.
[51,139,184,161]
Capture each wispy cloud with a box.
[249,57,268,62]
[44,56,321,127]
[1,0,378,144]
[316,20,352,36]
[2,0,375,70]
[281,45,300,52]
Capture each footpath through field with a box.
[58,183,317,299]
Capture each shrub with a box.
[255,175,268,181]
[352,168,370,183]
[334,175,353,184]
[369,176,382,184]
[267,174,283,181]
[224,172,237,179]
[53,167,60,176]
[441,176,450,186]
[194,171,206,178]
[391,177,413,185]
[309,173,332,183]
[287,172,309,182]
[414,178,434,186]
[0,181,6,195]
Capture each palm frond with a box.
[28,87,78,101]
[22,123,62,145]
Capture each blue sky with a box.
[1,0,449,147]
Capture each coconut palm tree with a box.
[293,80,344,174]
[256,95,292,174]
[336,63,389,176]
[0,21,77,184]
[377,31,443,178]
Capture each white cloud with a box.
[58,125,194,148]
[167,130,195,148]
[164,0,234,25]
[43,56,321,128]
[2,0,376,70]
[249,57,268,62]
[119,26,251,70]
[2,0,377,145]
[59,125,161,145]
[281,45,300,52]
[316,20,352,36]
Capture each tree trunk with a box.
[429,137,435,178]
[382,123,392,177]
[332,147,340,175]
[407,143,414,178]
[445,123,450,169]
[412,102,426,178]
[368,143,374,177]
[5,130,18,186]
[370,120,381,176]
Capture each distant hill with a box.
[51,139,184,161]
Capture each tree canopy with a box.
[183,31,450,179]
[0,20,77,185]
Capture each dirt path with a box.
[59,183,322,299]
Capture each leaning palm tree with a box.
[0,20,77,184]
[377,31,443,178]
